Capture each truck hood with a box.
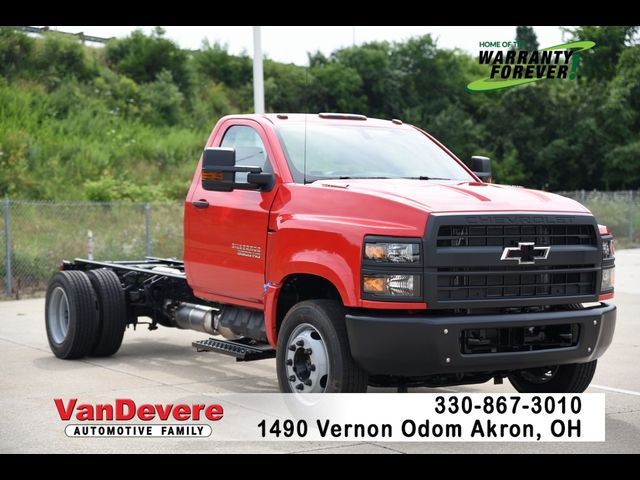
[314,179,590,214]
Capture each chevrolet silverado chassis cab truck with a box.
[45,113,617,393]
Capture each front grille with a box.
[437,224,597,248]
[436,265,597,301]
[424,215,602,308]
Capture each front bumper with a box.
[345,303,616,376]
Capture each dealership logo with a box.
[467,40,596,92]
[55,398,223,438]
[501,242,550,265]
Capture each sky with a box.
[45,26,567,65]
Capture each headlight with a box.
[362,237,422,300]
[602,238,615,259]
[601,268,615,291]
[364,242,420,263]
[363,274,421,297]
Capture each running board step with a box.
[192,337,276,362]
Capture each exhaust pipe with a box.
[174,303,241,339]
[175,303,216,334]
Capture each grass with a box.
[0,80,209,202]
[0,201,184,298]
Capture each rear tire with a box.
[87,269,127,357]
[509,360,597,393]
[45,271,99,359]
[277,300,368,393]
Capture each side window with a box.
[220,125,272,183]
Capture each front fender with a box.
[267,230,360,307]
[263,228,360,346]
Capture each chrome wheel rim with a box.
[285,323,330,393]
[48,287,70,345]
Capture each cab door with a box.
[185,120,278,306]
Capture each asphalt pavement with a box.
[1,250,639,453]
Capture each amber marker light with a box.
[365,244,387,260]
[363,276,386,293]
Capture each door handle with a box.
[193,200,209,209]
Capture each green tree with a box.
[604,45,640,138]
[193,40,252,89]
[601,45,640,187]
[33,32,97,86]
[264,60,310,112]
[392,36,470,125]
[1,25,640,201]
[93,69,141,119]
[515,26,539,50]
[603,142,640,189]
[106,28,191,93]
[567,26,639,81]
[492,143,528,185]
[139,70,184,125]
[190,81,233,129]
[308,61,367,113]
[329,42,401,117]
[0,27,34,76]
[428,103,487,163]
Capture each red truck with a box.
[45,113,617,394]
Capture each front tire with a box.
[276,300,368,393]
[45,271,99,359]
[509,360,598,393]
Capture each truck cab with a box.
[46,113,617,394]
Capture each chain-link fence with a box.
[0,191,638,300]
[0,199,183,299]
[557,190,639,246]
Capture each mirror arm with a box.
[247,172,274,190]
[231,183,261,191]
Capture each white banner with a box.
[58,393,605,442]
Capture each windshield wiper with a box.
[404,176,451,180]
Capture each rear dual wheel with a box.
[45,269,126,359]
[86,269,127,357]
[46,271,99,359]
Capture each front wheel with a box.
[276,300,368,393]
[508,360,597,393]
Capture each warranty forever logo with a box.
[467,40,596,93]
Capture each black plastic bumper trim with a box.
[345,303,616,376]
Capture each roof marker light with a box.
[318,113,367,121]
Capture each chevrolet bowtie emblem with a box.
[500,242,550,265]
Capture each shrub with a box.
[32,32,97,86]
[140,70,184,125]
[105,27,191,94]
[0,27,35,76]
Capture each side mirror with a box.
[201,147,274,192]
[471,155,492,182]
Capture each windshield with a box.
[277,124,475,183]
